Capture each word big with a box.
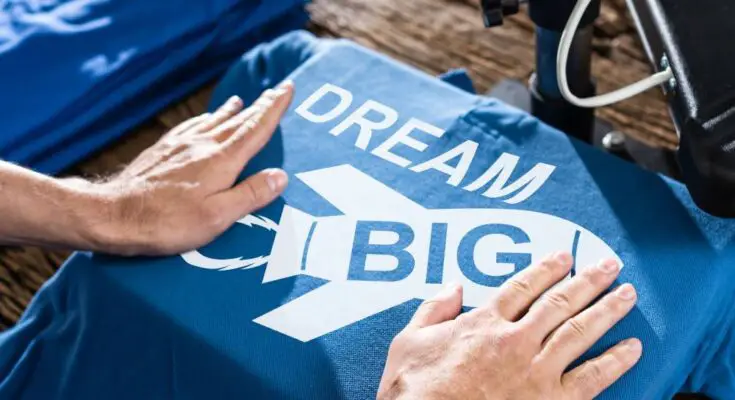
[182,165,621,341]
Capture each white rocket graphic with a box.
[181,164,622,342]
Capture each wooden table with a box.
[0,0,680,354]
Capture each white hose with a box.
[556,0,674,108]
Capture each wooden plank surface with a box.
[0,0,678,342]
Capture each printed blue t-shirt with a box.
[1,31,735,399]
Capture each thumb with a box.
[407,283,463,330]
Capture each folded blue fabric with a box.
[437,68,477,94]
[0,0,308,174]
[26,6,310,174]
[2,30,735,400]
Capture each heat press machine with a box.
[481,0,735,218]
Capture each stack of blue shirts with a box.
[0,0,309,174]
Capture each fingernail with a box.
[616,284,636,301]
[554,252,572,265]
[599,259,620,274]
[436,282,461,299]
[228,95,242,107]
[266,169,287,192]
[277,79,294,90]
[622,338,642,360]
[276,80,293,96]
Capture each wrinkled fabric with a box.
[0,0,308,174]
[1,31,734,400]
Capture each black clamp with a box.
[481,0,521,27]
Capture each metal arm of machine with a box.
[482,0,735,218]
[627,0,735,217]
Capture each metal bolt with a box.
[660,54,669,70]
[660,54,677,92]
[602,131,627,152]
[667,76,678,91]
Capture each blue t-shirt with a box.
[1,31,735,400]
[0,0,308,174]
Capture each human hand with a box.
[85,82,294,256]
[378,253,641,400]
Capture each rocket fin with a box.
[253,280,414,342]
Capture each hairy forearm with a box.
[0,161,110,251]
[0,87,293,257]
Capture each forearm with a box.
[0,87,293,257]
[0,161,109,251]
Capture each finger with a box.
[520,259,621,339]
[492,252,573,321]
[407,283,463,330]
[207,168,288,226]
[562,338,642,399]
[221,81,294,162]
[198,95,244,132]
[164,113,211,138]
[206,98,263,143]
[541,283,637,370]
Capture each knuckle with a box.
[161,136,178,147]
[214,121,239,139]
[586,362,609,387]
[493,324,524,348]
[243,118,258,132]
[581,266,609,286]
[569,365,608,399]
[539,257,563,275]
[209,146,230,161]
[507,278,535,298]
[228,120,257,143]
[249,101,268,117]
[590,294,618,316]
[391,331,411,347]
[419,298,441,313]
[454,309,483,330]
[543,291,573,313]
[160,138,187,155]
[220,118,238,132]
[172,139,194,153]
[192,113,211,129]
[201,205,225,231]
[255,95,275,109]
[566,317,587,339]
[605,295,628,314]
[205,111,223,125]
[240,180,260,204]
[388,331,415,354]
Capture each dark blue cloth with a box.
[2,30,735,400]
[437,68,476,94]
[0,0,308,174]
